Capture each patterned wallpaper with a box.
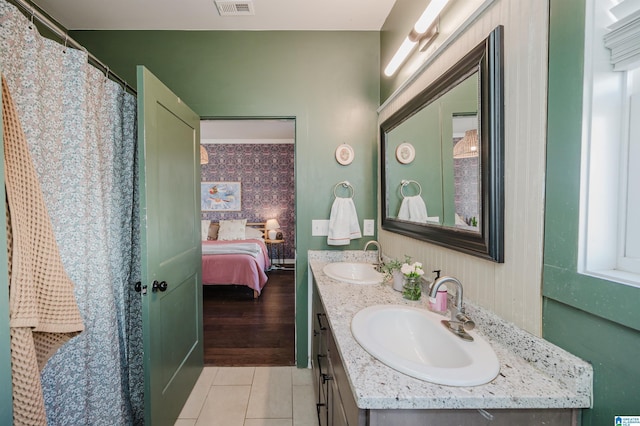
[453,157,479,223]
[201,143,295,261]
[453,138,479,224]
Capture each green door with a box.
[137,66,203,425]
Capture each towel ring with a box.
[333,181,355,199]
[400,179,422,198]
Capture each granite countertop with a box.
[308,250,593,410]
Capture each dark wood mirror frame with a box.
[381,25,504,262]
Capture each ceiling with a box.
[31,0,398,31]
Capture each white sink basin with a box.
[322,262,384,285]
[351,305,500,386]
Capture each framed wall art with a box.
[201,181,242,211]
[335,144,355,165]
[396,142,416,164]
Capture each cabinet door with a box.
[329,361,349,426]
[318,373,332,426]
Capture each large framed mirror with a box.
[381,26,504,262]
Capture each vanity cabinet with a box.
[311,280,581,426]
[312,282,364,426]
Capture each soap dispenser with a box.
[429,270,448,312]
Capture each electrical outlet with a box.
[363,219,375,236]
[312,220,330,236]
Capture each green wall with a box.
[71,30,381,367]
[544,0,640,423]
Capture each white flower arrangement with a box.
[400,262,424,278]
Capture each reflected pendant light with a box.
[453,129,479,159]
[200,145,209,164]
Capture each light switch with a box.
[312,220,330,236]
[363,219,375,236]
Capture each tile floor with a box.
[175,366,318,426]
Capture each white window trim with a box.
[579,0,640,288]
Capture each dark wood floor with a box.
[203,269,296,366]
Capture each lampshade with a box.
[265,219,280,240]
[265,219,280,230]
[200,145,209,164]
[453,129,479,159]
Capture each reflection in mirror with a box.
[380,25,504,262]
[452,113,480,231]
[385,71,480,230]
[386,95,443,224]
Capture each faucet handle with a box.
[455,312,475,331]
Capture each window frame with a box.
[578,0,640,287]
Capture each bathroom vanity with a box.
[309,251,592,426]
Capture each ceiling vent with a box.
[214,0,255,16]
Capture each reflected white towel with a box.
[327,198,362,246]
[397,196,438,224]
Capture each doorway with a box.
[199,118,296,366]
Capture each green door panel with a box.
[137,65,203,426]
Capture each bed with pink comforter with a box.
[201,239,271,298]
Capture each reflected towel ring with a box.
[333,181,355,199]
[400,179,422,198]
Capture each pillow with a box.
[217,219,247,241]
[208,223,220,240]
[245,226,264,240]
[201,220,211,241]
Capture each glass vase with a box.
[402,276,421,301]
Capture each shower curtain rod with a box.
[10,0,136,95]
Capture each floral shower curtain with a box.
[0,1,143,425]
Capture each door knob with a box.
[134,281,142,292]
[152,280,168,292]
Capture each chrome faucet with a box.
[428,276,475,341]
[363,240,383,272]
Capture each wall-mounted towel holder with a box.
[400,179,422,198]
[334,181,355,199]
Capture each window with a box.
[579,0,640,286]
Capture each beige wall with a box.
[378,0,549,336]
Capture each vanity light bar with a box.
[414,0,450,33]
[384,37,418,77]
[384,0,451,77]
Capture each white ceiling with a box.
[31,0,397,31]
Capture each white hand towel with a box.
[408,196,429,223]
[327,198,362,246]
[397,196,433,223]
[397,198,411,221]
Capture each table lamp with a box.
[265,219,280,240]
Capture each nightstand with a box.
[265,238,284,269]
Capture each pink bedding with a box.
[201,239,270,296]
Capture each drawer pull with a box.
[316,313,327,331]
[321,373,333,384]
